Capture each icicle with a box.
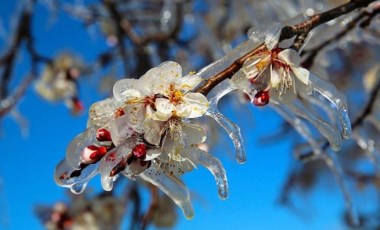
[140,164,194,219]
[206,79,246,164]
[287,100,342,151]
[321,153,359,227]
[70,182,88,194]
[309,73,352,139]
[299,92,337,126]
[192,149,228,199]
[271,104,322,156]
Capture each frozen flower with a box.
[113,61,209,122]
[55,61,229,219]
[241,47,310,105]
[35,53,84,114]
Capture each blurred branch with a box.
[141,184,159,230]
[0,2,52,118]
[301,7,380,68]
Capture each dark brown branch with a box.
[352,74,380,129]
[195,0,376,96]
[279,0,376,41]
[0,9,32,99]
[195,44,266,95]
[301,8,380,68]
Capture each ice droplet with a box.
[70,182,87,194]
[206,79,246,164]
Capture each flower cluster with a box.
[231,32,351,155]
[36,193,125,230]
[54,61,228,219]
[35,54,84,114]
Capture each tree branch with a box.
[195,0,376,96]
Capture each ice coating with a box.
[54,159,99,194]
[271,104,322,156]
[65,127,98,169]
[301,93,338,127]
[197,39,261,80]
[99,146,126,191]
[287,101,342,151]
[247,22,282,50]
[87,98,123,129]
[206,79,246,164]
[309,72,352,139]
[140,164,194,219]
[192,148,228,199]
[109,115,135,146]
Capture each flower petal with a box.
[291,66,309,85]
[152,62,183,95]
[181,123,207,144]
[175,74,202,93]
[174,103,192,118]
[143,118,163,146]
[109,115,136,146]
[183,93,209,118]
[113,79,143,102]
[270,64,281,88]
[278,49,301,66]
[87,98,123,129]
[154,98,175,121]
[145,149,162,160]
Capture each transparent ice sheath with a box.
[205,79,247,164]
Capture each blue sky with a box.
[0,1,348,229]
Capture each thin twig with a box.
[301,8,380,68]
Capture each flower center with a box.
[169,87,183,105]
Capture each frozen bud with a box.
[81,145,108,164]
[132,144,147,159]
[109,160,127,177]
[253,90,270,106]
[96,128,112,142]
[72,97,84,114]
[114,108,125,117]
